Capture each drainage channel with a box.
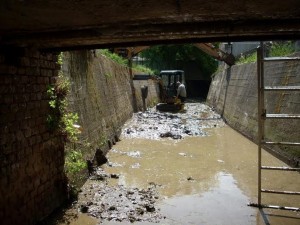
[50,103,300,225]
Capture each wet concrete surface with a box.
[53,102,300,225]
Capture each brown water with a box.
[99,126,299,225]
[57,108,300,225]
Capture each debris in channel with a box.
[122,103,224,140]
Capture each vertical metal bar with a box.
[257,42,263,205]
[261,41,265,151]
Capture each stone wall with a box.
[207,57,300,165]
[62,51,160,159]
[0,48,67,225]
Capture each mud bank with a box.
[78,169,163,223]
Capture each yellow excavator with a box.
[156,70,185,111]
[112,43,235,111]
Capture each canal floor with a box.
[57,103,300,225]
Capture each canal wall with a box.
[0,48,67,225]
[207,55,300,165]
[0,48,160,225]
[62,51,160,159]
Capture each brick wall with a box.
[207,57,300,165]
[0,48,160,225]
[0,48,67,225]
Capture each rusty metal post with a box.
[128,51,138,112]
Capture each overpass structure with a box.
[1,0,300,50]
[0,1,300,225]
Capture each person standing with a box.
[176,81,187,103]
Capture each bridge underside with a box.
[1,0,300,50]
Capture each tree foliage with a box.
[140,44,218,78]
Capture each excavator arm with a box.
[113,43,235,66]
[194,43,235,66]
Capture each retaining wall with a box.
[207,56,300,165]
[0,48,66,225]
[0,49,160,225]
[62,51,160,159]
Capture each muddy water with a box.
[103,127,300,225]
[55,103,299,225]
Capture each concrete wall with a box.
[62,51,160,158]
[207,56,300,165]
[133,78,160,110]
[0,48,67,225]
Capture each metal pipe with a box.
[261,189,300,195]
[261,166,300,171]
[257,43,263,205]
[248,203,300,211]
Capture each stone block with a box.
[37,77,44,84]
[2,75,13,84]
[3,95,13,104]
[40,69,52,77]
[20,57,30,67]
[36,93,42,100]
[17,65,26,74]
[0,55,5,63]
[30,58,39,67]
[30,93,37,101]
[42,132,50,141]
[0,64,9,74]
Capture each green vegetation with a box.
[62,113,80,142]
[236,52,257,64]
[47,73,80,142]
[140,44,218,78]
[58,52,63,66]
[65,149,86,174]
[98,49,155,75]
[47,62,85,192]
[104,72,113,78]
[97,49,127,66]
[236,41,296,65]
[149,97,158,107]
[269,41,295,57]
[132,64,155,75]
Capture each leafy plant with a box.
[65,147,87,193]
[65,149,87,174]
[62,112,80,142]
[236,52,257,64]
[149,97,158,107]
[133,64,155,75]
[269,41,295,57]
[98,49,127,66]
[104,72,113,78]
[236,41,295,65]
[58,52,63,66]
[47,72,80,142]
